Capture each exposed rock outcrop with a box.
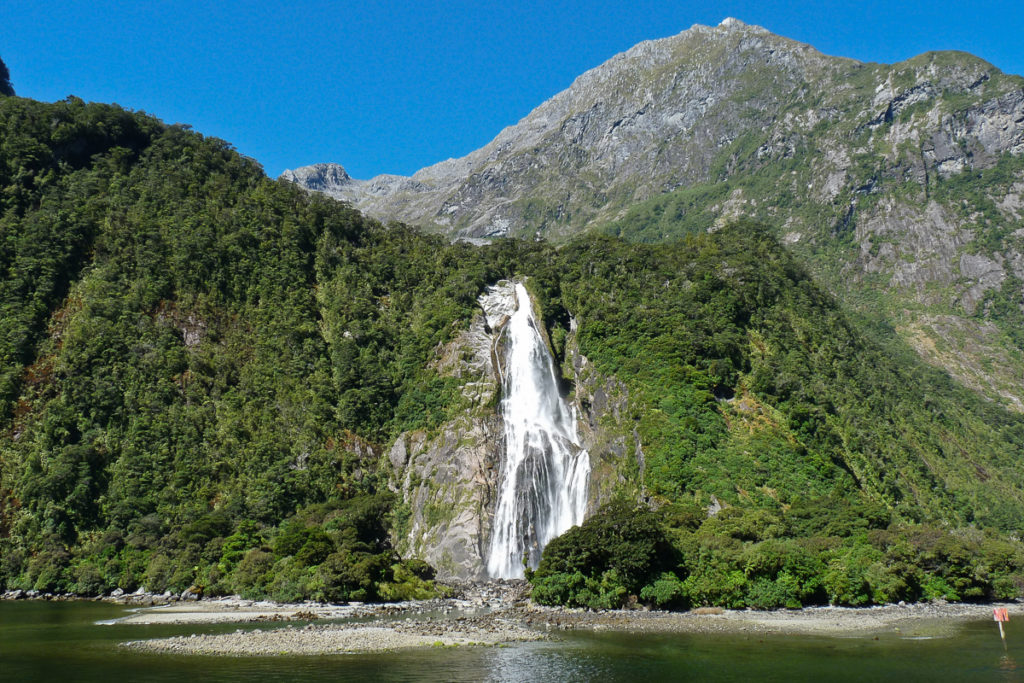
[390,414,501,580]
[285,19,848,238]
[563,318,643,511]
[279,163,354,194]
[388,303,504,580]
[284,20,1021,245]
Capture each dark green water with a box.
[2,602,1022,682]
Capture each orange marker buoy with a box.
[995,607,1010,646]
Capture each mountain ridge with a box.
[283,19,1024,412]
[282,17,850,236]
[283,19,1019,240]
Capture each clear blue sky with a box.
[2,1,1022,179]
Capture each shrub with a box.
[295,528,335,567]
[311,550,392,603]
[530,570,587,606]
[142,553,173,593]
[534,500,678,594]
[378,561,439,601]
[268,557,312,603]
[682,568,748,609]
[232,549,274,597]
[822,545,881,606]
[745,576,790,609]
[921,575,959,601]
[71,561,107,596]
[639,573,689,609]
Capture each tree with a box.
[0,56,14,96]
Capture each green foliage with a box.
[529,570,587,607]
[232,549,273,597]
[529,223,1024,531]
[531,568,630,610]
[0,56,13,96]
[531,498,1024,610]
[532,501,679,596]
[978,273,1024,353]
[0,97,515,598]
[639,572,689,609]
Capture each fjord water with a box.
[3,601,1023,682]
[486,282,591,578]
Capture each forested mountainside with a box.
[0,95,505,600]
[286,18,1024,414]
[3,93,1024,606]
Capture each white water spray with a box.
[486,282,590,579]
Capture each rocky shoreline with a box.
[122,599,1022,656]
[7,581,1020,655]
[522,600,1023,637]
[1,578,530,611]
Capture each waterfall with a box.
[485,282,590,579]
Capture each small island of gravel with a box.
[123,613,545,656]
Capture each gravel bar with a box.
[122,612,545,656]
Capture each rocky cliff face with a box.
[279,163,354,193]
[285,19,1023,247]
[287,18,1024,410]
[563,318,643,510]
[387,298,503,580]
[287,18,852,238]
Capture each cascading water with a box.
[486,282,590,579]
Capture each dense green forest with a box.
[524,227,1024,608]
[2,91,1024,606]
[529,499,1024,610]
[0,94,508,599]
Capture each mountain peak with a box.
[284,22,1020,261]
[280,162,352,192]
[285,19,846,237]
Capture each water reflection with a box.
[3,602,1023,682]
[484,643,610,683]
[998,653,1018,678]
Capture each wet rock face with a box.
[389,305,503,580]
[391,415,502,580]
[390,284,520,580]
[563,320,643,511]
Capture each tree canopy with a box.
[0,56,14,96]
